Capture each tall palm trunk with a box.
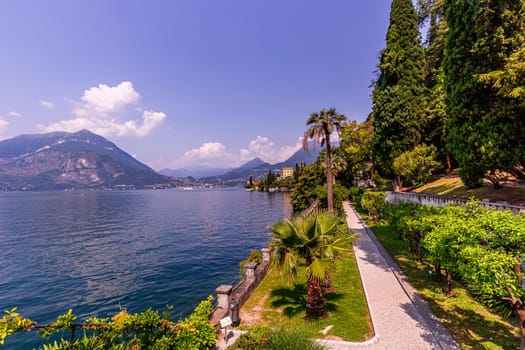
[306,277,326,318]
[325,133,334,212]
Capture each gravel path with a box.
[215,202,460,349]
[317,201,460,350]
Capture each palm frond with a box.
[306,258,335,282]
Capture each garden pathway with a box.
[215,201,460,349]
[314,201,459,349]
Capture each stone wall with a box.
[386,191,524,214]
[209,247,271,327]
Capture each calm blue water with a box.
[0,189,291,349]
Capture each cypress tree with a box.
[444,0,525,187]
[372,0,428,182]
[417,0,449,168]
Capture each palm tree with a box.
[317,148,348,182]
[269,211,350,318]
[303,108,347,212]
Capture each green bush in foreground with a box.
[231,327,323,350]
[0,297,216,350]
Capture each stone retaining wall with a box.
[209,247,271,327]
[386,191,524,214]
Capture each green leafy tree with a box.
[314,182,350,214]
[417,0,450,168]
[1,298,216,349]
[392,144,441,187]
[372,0,428,184]
[459,247,525,350]
[444,0,525,187]
[421,205,483,295]
[269,211,350,318]
[360,191,386,222]
[290,163,325,213]
[294,163,301,182]
[340,120,373,187]
[303,108,347,212]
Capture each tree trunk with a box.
[321,272,332,290]
[516,306,525,350]
[445,268,453,296]
[306,278,326,318]
[393,176,402,192]
[326,136,334,212]
[434,264,442,282]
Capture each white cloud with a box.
[39,100,55,109]
[178,142,234,167]
[73,81,140,118]
[240,136,302,164]
[167,136,303,170]
[7,111,20,117]
[40,81,165,137]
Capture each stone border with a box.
[386,191,524,214]
[209,247,271,326]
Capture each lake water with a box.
[0,189,292,348]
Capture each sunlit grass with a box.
[413,175,525,206]
[239,248,373,341]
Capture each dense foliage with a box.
[290,163,325,212]
[378,201,525,347]
[339,120,373,188]
[360,191,386,222]
[443,0,525,187]
[392,144,441,187]
[1,297,216,350]
[231,326,324,350]
[369,0,525,188]
[372,0,428,181]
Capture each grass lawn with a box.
[239,248,373,342]
[413,174,525,206]
[360,206,520,350]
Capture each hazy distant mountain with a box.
[199,148,320,186]
[159,166,231,178]
[0,129,173,190]
[272,147,320,168]
[159,158,267,179]
[237,157,266,170]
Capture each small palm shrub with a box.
[231,327,323,350]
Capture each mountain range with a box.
[0,129,173,190]
[196,147,320,186]
[0,130,321,190]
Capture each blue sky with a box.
[0,1,391,170]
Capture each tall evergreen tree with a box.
[418,0,450,168]
[444,0,525,187]
[372,0,428,184]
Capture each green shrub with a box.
[315,182,350,213]
[392,144,441,187]
[240,250,263,279]
[348,186,365,203]
[1,297,217,350]
[230,325,271,350]
[231,327,323,350]
[360,191,386,221]
[262,329,323,350]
